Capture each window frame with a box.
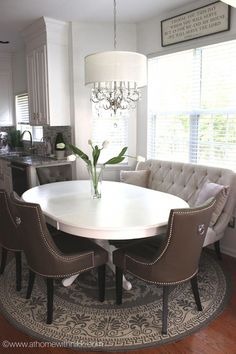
[147,39,236,170]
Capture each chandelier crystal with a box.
[84,0,147,115]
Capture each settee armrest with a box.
[213,211,232,235]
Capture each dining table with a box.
[22,180,189,289]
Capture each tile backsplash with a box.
[36,126,72,155]
[43,126,72,151]
[0,125,72,156]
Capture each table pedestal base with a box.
[62,239,132,291]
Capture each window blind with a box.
[15,93,29,124]
[148,39,236,170]
[92,107,128,164]
[15,93,43,142]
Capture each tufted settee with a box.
[135,159,236,252]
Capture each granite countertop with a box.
[0,151,72,167]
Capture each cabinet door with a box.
[0,159,4,189]
[35,45,49,125]
[27,51,38,125]
[0,71,13,126]
[2,160,13,193]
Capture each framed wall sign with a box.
[161,1,230,47]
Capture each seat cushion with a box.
[113,234,165,270]
[52,231,108,266]
[120,170,150,188]
[195,181,229,226]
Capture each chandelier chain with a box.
[114,0,117,50]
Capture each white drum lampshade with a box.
[85,51,147,88]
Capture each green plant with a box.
[9,130,23,149]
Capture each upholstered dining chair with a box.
[36,165,72,185]
[10,193,108,325]
[113,198,216,335]
[0,189,22,291]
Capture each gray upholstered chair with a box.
[36,164,72,185]
[10,193,108,324]
[113,198,216,335]
[36,164,73,234]
[0,189,22,291]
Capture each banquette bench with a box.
[121,159,236,257]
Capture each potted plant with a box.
[8,129,24,151]
[55,132,66,159]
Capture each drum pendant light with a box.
[84,0,147,115]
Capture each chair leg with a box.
[214,240,222,261]
[191,275,202,311]
[116,266,123,305]
[46,278,54,324]
[98,264,106,302]
[0,247,8,274]
[15,251,22,291]
[162,286,169,335]
[26,270,36,299]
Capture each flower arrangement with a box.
[68,140,127,198]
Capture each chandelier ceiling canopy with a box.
[84,0,147,115]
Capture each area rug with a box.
[0,251,231,351]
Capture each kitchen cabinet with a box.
[27,45,48,125]
[22,17,70,126]
[0,158,13,193]
[0,53,14,126]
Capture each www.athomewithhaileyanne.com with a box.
[1,340,104,349]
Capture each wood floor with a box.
[0,254,235,354]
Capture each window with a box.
[148,39,236,170]
[15,93,43,142]
[92,107,128,164]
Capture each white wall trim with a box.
[221,245,236,258]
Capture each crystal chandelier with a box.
[84,0,147,115]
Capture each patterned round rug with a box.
[0,251,231,351]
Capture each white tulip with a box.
[102,140,109,149]
[88,139,93,146]
[67,154,77,161]
[56,143,65,149]
[137,155,146,162]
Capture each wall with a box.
[136,0,236,257]
[69,22,137,180]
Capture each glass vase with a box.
[87,165,104,199]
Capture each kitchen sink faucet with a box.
[20,130,36,153]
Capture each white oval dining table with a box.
[22,180,189,240]
[22,180,189,289]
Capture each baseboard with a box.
[221,246,236,258]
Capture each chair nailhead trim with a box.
[125,268,198,285]
[12,200,95,265]
[125,199,216,266]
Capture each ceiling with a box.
[0,0,202,51]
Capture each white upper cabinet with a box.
[0,53,14,126]
[27,45,49,125]
[22,17,70,126]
